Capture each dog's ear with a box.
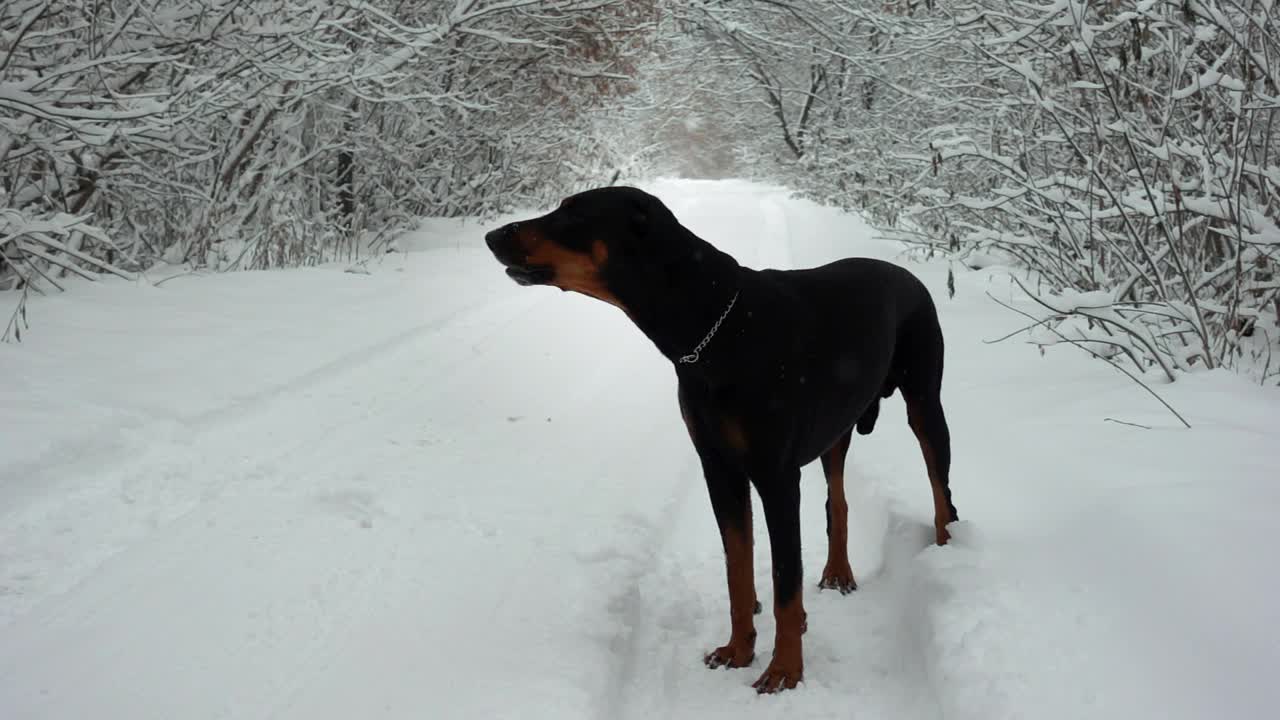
[630,190,666,236]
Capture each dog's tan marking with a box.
[704,518,758,669]
[906,399,952,546]
[721,416,748,453]
[819,433,857,593]
[753,590,805,693]
[518,229,623,310]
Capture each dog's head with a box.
[484,186,679,308]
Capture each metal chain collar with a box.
[678,290,740,364]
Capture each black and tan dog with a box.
[485,186,956,693]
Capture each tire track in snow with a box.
[0,289,541,510]
[2,277,640,719]
[0,291,552,628]
[184,292,542,430]
[593,455,703,720]
[4,252,699,718]
[596,471,945,719]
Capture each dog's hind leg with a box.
[899,303,958,546]
[905,394,955,545]
[818,430,857,593]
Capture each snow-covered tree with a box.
[645,0,1278,381]
[2,0,652,301]
[902,0,1280,378]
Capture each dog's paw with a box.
[818,562,857,594]
[935,523,952,546]
[704,641,755,669]
[752,660,803,694]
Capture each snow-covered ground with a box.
[2,179,1277,720]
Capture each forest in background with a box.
[3,0,1277,383]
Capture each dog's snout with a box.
[486,222,527,255]
[484,225,511,252]
[486,223,533,271]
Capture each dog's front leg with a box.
[699,454,757,670]
[752,467,805,693]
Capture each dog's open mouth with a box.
[504,264,554,286]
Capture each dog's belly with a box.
[793,355,889,464]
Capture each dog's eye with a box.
[546,213,594,251]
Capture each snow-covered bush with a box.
[665,0,1278,382]
[907,0,1280,380]
[1,0,651,299]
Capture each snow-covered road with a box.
[3,180,1277,719]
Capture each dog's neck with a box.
[610,225,744,368]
